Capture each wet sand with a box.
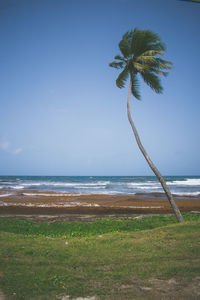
[0,189,200,221]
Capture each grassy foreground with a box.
[0,213,200,299]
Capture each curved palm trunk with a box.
[127,79,184,223]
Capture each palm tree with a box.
[109,28,184,223]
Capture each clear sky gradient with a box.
[0,0,199,176]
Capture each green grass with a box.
[0,213,200,300]
[0,212,199,238]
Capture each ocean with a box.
[0,175,200,197]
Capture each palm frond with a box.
[151,69,168,77]
[131,73,140,100]
[109,61,124,69]
[141,30,166,51]
[122,31,134,44]
[137,55,156,64]
[145,58,172,75]
[140,71,163,94]
[114,55,126,61]
[119,31,132,58]
[138,50,164,57]
[156,58,173,69]
[116,66,129,88]
[131,29,166,57]
[132,62,150,72]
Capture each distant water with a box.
[0,175,200,197]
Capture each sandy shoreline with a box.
[0,189,200,221]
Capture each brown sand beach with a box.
[0,189,200,221]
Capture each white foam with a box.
[128,183,160,190]
[169,178,200,186]
[172,192,200,196]
[128,182,149,186]
[22,181,110,187]
[128,182,160,186]
[10,185,24,190]
[0,193,13,197]
[80,181,110,186]
[134,186,160,190]
[23,183,43,186]
[0,182,17,185]
[78,186,106,189]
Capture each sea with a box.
[0,175,200,197]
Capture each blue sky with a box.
[0,0,199,176]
